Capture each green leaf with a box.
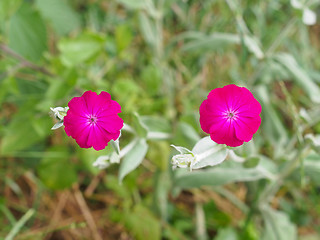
[304,153,320,184]
[274,53,320,103]
[37,146,77,190]
[139,116,171,140]
[174,164,266,189]
[243,157,260,168]
[261,206,297,240]
[139,12,157,47]
[243,35,264,59]
[147,141,171,171]
[180,31,263,58]
[172,122,200,150]
[117,0,147,10]
[141,65,162,96]
[58,32,105,67]
[171,145,193,155]
[35,0,81,35]
[132,112,148,138]
[305,134,320,151]
[181,33,239,52]
[256,85,288,146]
[192,137,228,169]
[126,205,161,240]
[214,227,238,240]
[0,0,22,20]
[140,116,171,133]
[118,138,148,182]
[1,103,51,155]
[77,148,103,175]
[9,3,47,61]
[115,24,133,52]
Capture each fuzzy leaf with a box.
[119,139,148,182]
[192,137,228,169]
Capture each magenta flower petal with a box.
[209,121,244,147]
[64,90,123,150]
[67,97,89,116]
[98,100,122,117]
[234,116,261,142]
[199,100,220,133]
[199,84,261,147]
[99,115,124,133]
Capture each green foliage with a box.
[261,206,297,240]
[243,157,260,168]
[9,3,47,61]
[1,101,51,155]
[174,162,266,189]
[274,53,320,103]
[58,32,105,67]
[0,0,22,20]
[118,138,148,182]
[125,205,161,240]
[37,146,77,189]
[215,227,238,240]
[304,153,320,184]
[1,0,320,238]
[35,0,81,36]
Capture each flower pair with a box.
[62,84,261,150]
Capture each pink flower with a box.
[64,91,123,151]
[199,84,261,147]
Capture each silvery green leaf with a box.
[117,0,146,9]
[140,116,172,140]
[304,153,320,184]
[290,0,303,9]
[51,120,64,130]
[180,32,264,59]
[299,108,311,123]
[139,12,157,47]
[119,138,148,182]
[274,53,320,103]
[302,8,316,25]
[261,206,297,240]
[305,134,320,147]
[171,145,193,155]
[93,155,111,169]
[93,152,120,170]
[192,137,228,169]
[50,106,69,120]
[109,152,120,164]
[244,35,264,59]
[243,156,260,168]
[110,132,121,155]
[174,166,266,188]
[133,112,148,138]
[181,33,240,52]
[228,150,245,162]
[122,123,135,133]
[147,132,171,140]
[256,156,278,179]
[214,227,238,240]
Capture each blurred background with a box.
[1,0,320,239]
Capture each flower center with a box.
[88,115,97,124]
[224,110,237,120]
[227,112,234,118]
